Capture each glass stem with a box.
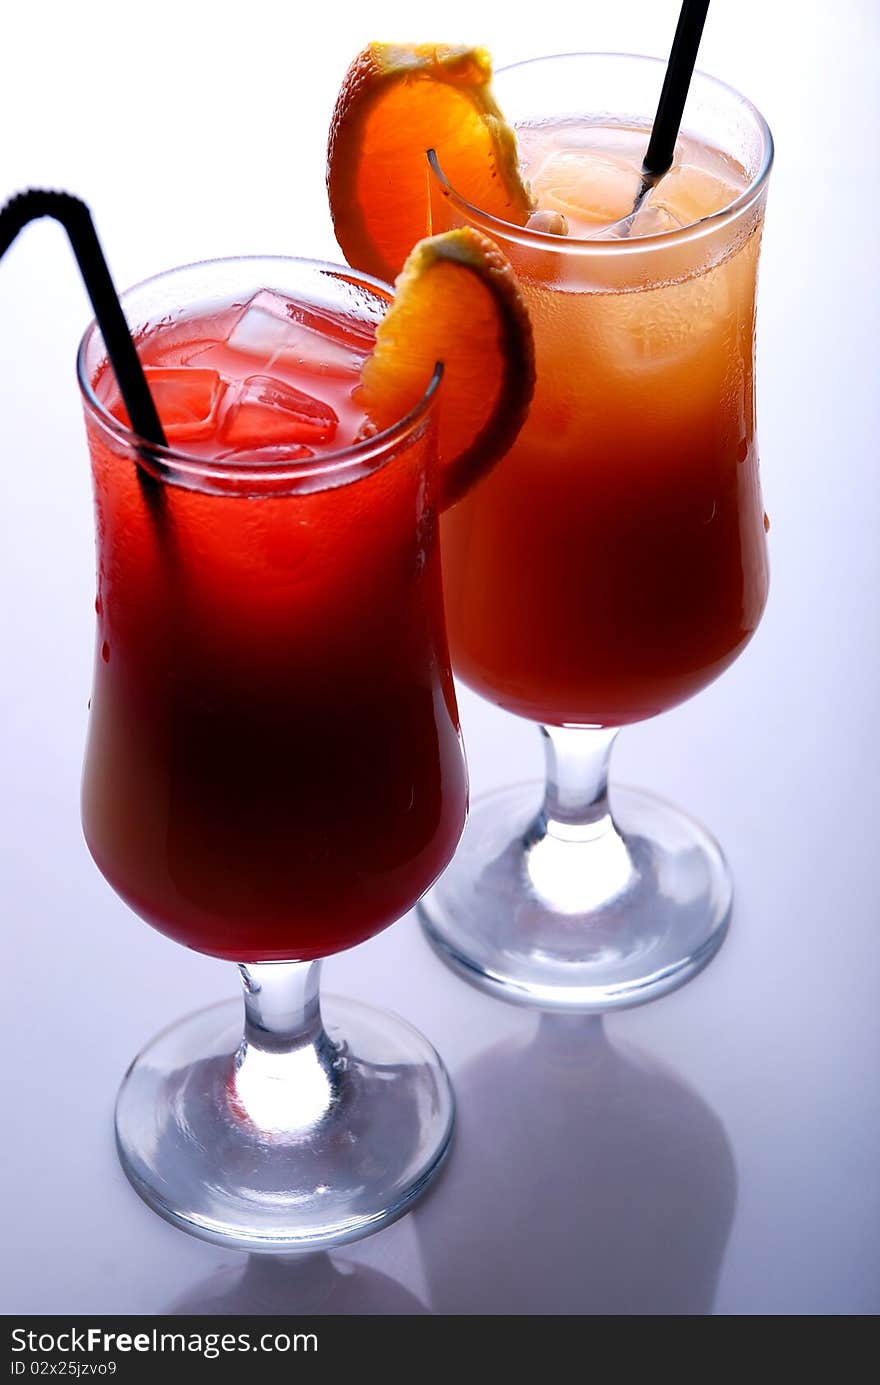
[525,725,632,909]
[232,960,341,1131]
[537,724,619,842]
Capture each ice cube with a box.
[220,374,338,450]
[646,163,734,225]
[598,272,731,375]
[528,148,642,229]
[627,200,687,238]
[293,298,378,355]
[276,311,373,379]
[143,367,224,441]
[225,290,302,359]
[222,289,371,379]
[218,443,315,466]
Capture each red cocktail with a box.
[82,276,465,962]
[77,256,467,1249]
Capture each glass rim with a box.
[77,253,442,489]
[429,51,775,256]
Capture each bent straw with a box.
[625,0,711,225]
[0,189,167,451]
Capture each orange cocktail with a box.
[326,48,774,1011]
[418,52,773,1010]
[441,119,768,727]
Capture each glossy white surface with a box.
[1,0,878,1316]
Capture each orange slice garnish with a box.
[328,43,533,285]
[360,227,535,508]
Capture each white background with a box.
[1,0,878,1315]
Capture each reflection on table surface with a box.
[167,1251,428,1316]
[164,1011,735,1315]
[413,1013,737,1315]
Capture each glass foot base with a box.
[418,783,732,1012]
[115,996,454,1252]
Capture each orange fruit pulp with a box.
[327,44,532,287]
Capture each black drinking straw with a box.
[0,189,167,452]
[627,0,711,222]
